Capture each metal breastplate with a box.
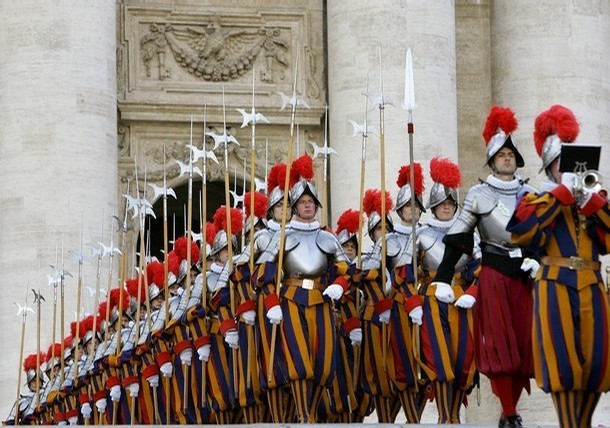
[206,266,225,293]
[476,189,517,247]
[419,226,470,272]
[283,229,329,278]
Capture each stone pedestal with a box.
[0,1,117,417]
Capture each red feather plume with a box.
[482,105,518,144]
[245,191,269,219]
[363,189,393,216]
[173,236,200,265]
[109,287,130,311]
[125,276,144,300]
[23,353,42,372]
[97,300,109,322]
[46,343,62,362]
[430,157,462,188]
[63,335,73,349]
[396,163,425,196]
[336,209,362,235]
[213,206,244,235]
[167,251,181,276]
[289,155,314,187]
[267,163,287,194]
[533,104,579,156]
[147,261,166,287]
[205,222,216,247]
[70,320,87,339]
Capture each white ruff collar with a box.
[210,262,224,274]
[486,174,521,191]
[393,223,413,235]
[289,219,320,231]
[427,216,455,231]
[267,219,280,232]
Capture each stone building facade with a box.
[1,0,608,423]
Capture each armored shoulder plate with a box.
[121,321,138,352]
[418,227,440,252]
[361,240,382,271]
[316,229,346,261]
[464,184,498,215]
[521,182,538,195]
[284,229,300,252]
[386,233,403,258]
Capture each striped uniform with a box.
[508,185,610,427]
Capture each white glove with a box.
[520,257,540,279]
[323,284,344,301]
[384,271,393,294]
[349,328,362,346]
[241,310,256,325]
[197,344,211,362]
[409,306,423,326]
[81,402,92,419]
[267,305,283,325]
[57,422,68,426]
[146,374,159,388]
[109,385,121,402]
[578,188,594,208]
[224,329,239,349]
[434,282,455,304]
[95,398,107,413]
[127,382,140,398]
[160,362,173,378]
[179,348,193,366]
[378,309,391,324]
[561,172,579,193]
[68,416,78,425]
[454,294,476,309]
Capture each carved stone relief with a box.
[140,18,289,83]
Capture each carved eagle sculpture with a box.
[163,20,287,81]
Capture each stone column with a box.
[327,0,457,239]
[0,0,117,417]
[491,1,610,425]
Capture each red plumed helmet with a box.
[205,222,216,247]
[396,163,425,196]
[533,104,580,156]
[213,206,244,235]
[267,163,287,194]
[46,343,62,361]
[289,155,314,187]
[109,287,130,311]
[147,261,166,287]
[173,236,201,264]
[23,353,41,372]
[126,276,145,300]
[167,251,181,276]
[430,157,462,188]
[482,105,518,144]
[336,209,362,235]
[363,189,393,216]
[63,335,73,349]
[245,191,268,219]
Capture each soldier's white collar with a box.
[210,262,224,274]
[289,219,320,231]
[267,219,280,232]
[427,216,456,231]
[393,223,413,235]
[486,174,521,191]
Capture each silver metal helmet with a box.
[148,284,163,301]
[337,229,357,246]
[367,211,393,239]
[244,216,266,236]
[210,230,238,257]
[485,133,525,168]
[539,134,562,173]
[26,368,39,385]
[395,184,426,214]
[290,179,322,209]
[426,182,459,210]
[267,186,286,214]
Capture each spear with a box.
[33,288,45,408]
[49,244,59,384]
[73,213,85,382]
[377,45,389,372]
[90,211,105,356]
[14,288,33,426]
[268,48,304,382]
[237,66,270,390]
[116,178,132,357]
[402,47,421,387]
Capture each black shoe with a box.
[498,415,506,428]
[505,414,523,427]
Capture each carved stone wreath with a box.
[140,19,289,82]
